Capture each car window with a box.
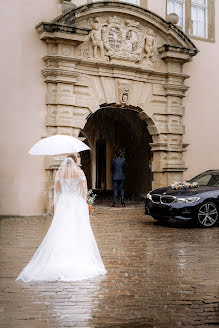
[192,174,219,186]
[194,174,212,185]
[208,175,219,186]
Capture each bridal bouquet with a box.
[171,181,199,190]
[87,189,97,205]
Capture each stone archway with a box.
[36,1,198,212]
[80,105,153,196]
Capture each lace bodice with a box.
[60,177,86,195]
[54,158,88,209]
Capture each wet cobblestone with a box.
[1,207,219,327]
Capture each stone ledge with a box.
[36,22,90,36]
[159,44,199,59]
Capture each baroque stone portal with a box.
[36,1,198,213]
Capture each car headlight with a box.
[175,197,200,203]
[146,192,152,200]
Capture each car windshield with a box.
[189,174,219,186]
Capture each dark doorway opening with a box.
[96,139,106,190]
[80,106,153,200]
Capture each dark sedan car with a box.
[145,170,219,228]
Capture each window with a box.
[166,0,215,42]
[167,0,185,31]
[191,0,208,38]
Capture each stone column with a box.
[153,45,198,188]
[39,37,89,212]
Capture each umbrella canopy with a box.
[29,135,90,155]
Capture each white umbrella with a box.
[29,135,90,155]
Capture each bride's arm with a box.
[80,177,87,201]
[78,170,87,201]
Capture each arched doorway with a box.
[80,106,153,197]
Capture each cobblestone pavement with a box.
[1,207,219,328]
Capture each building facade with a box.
[1,0,218,215]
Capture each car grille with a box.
[161,196,175,204]
[151,194,175,204]
[151,194,161,203]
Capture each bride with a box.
[16,154,107,282]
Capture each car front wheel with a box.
[197,202,218,228]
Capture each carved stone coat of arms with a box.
[78,16,156,66]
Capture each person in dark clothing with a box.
[111,150,126,207]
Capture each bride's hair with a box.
[67,153,77,163]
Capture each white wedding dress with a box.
[16,157,107,282]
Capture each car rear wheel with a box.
[197,202,218,228]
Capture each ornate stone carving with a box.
[78,16,157,67]
[88,18,105,60]
[102,17,145,62]
[105,16,123,50]
[117,80,130,105]
[61,45,71,56]
[144,29,155,62]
